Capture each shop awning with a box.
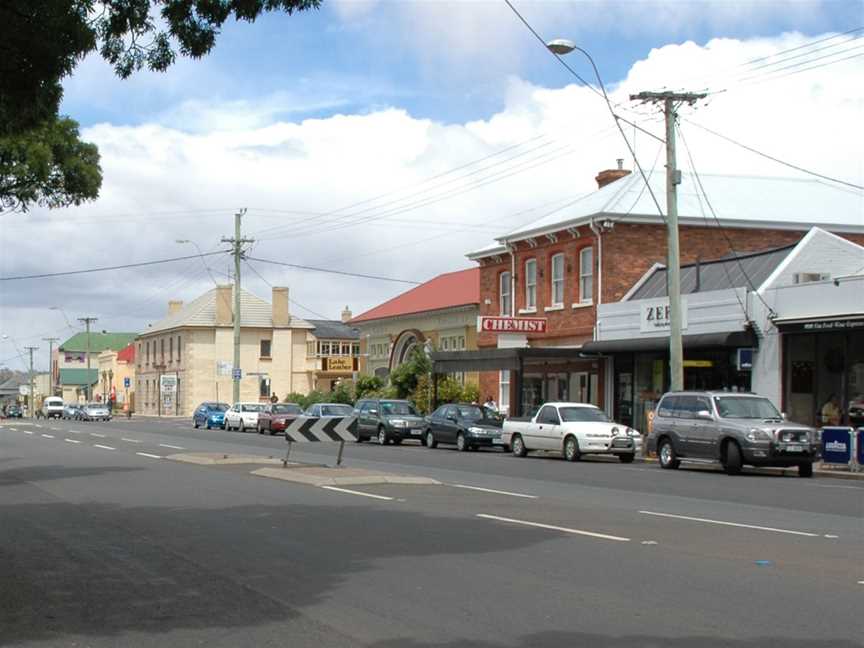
[581,330,757,354]
[431,347,587,373]
[772,314,864,333]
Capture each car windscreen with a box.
[714,396,781,419]
[456,405,485,420]
[272,404,303,414]
[559,407,610,423]
[321,405,353,416]
[381,401,418,416]
[210,403,229,412]
[243,404,265,412]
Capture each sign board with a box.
[326,357,353,372]
[821,427,852,464]
[777,318,864,334]
[123,377,131,388]
[216,360,233,376]
[232,368,242,380]
[159,373,178,394]
[737,348,754,371]
[478,316,547,334]
[639,297,689,333]
[683,359,713,368]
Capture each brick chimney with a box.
[168,300,183,315]
[595,158,631,189]
[215,285,233,327]
[272,287,290,328]
[341,306,352,323]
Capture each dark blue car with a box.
[193,402,229,429]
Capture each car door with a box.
[529,405,559,450]
[439,406,459,444]
[688,395,718,459]
[428,406,445,437]
[196,405,207,425]
[674,396,700,457]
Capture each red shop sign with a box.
[478,316,548,334]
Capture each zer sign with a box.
[478,316,548,334]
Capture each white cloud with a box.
[2,32,862,368]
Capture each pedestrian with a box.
[820,394,841,426]
[483,395,498,413]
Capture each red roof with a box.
[351,268,479,323]
[116,343,135,363]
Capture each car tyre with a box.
[798,462,813,478]
[456,433,468,452]
[511,434,527,458]
[619,453,635,463]
[206,422,212,430]
[426,430,437,449]
[238,420,245,433]
[563,435,581,462]
[193,420,200,429]
[378,427,389,445]
[723,441,743,475]
[658,438,680,470]
[257,424,264,434]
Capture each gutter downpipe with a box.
[506,242,516,317]
[589,220,603,339]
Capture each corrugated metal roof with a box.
[307,320,360,340]
[59,332,138,353]
[630,245,796,300]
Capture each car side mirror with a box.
[781,412,788,421]
[696,410,713,420]
[447,415,458,422]
[368,409,378,416]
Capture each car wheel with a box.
[619,453,635,463]
[456,433,468,452]
[563,435,581,462]
[194,420,199,429]
[206,422,212,430]
[257,424,263,434]
[426,430,437,449]
[511,434,527,458]
[378,427,389,445]
[723,441,743,475]
[658,438,680,470]
[393,438,403,445]
[238,420,245,433]
[798,462,813,478]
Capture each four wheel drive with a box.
[502,402,638,462]
[647,391,819,477]
[224,402,265,432]
[424,403,505,452]
[257,403,304,435]
[355,399,426,444]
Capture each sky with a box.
[1,0,863,371]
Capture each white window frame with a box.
[551,253,564,307]
[499,370,510,416]
[579,247,593,304]
[524,259,537,310]
[500,271,512,316]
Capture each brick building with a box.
[451,167,864,417]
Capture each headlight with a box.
[468,426,486,435]
[746,428,771,442]
[391,419,407,427]
[625,427,634,437]
[610,426,619,437]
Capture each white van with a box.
[41,396,65,419]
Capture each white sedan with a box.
[224,402,265,432]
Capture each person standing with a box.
[820,394,841,426]
[483,395,498,413]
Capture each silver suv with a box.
[647,391,819,478]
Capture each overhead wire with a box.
[245,256,420,285]
[243,259,332,320]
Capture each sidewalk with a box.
[637,455,864,480]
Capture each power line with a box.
[737,41,864,83]
[740,33,863,75]
[740,26,864,67]
[682,119,864,190]
[243,259,332,320]
[245,256,420,285]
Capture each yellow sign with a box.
[326,357,353,372]
[683,359,713,368]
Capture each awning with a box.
[581,330,757,354]
[431,347,588,373]
[772,314,864,333]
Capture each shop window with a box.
[260,339,271,358]
[459,336,465,350]
[500,271,511,316]
[579,247,593,303]
[443,338,449,351]
[352,343,360,356]
[551,253,564,306]
[524,259,536,310]
[177,336,181,361]
[169,337,174,362]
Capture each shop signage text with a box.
[478,316,548,334]
[326,357,354,372]
[159,373,178,394]
[640,297,689,333]
[780,318,864,333]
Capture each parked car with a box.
[63,404,84,420]
[224,402,265,432]
[5,404,23,418]
[424,403,504,451]
[82,403,111,421]
[503,402,638,462]
[192,402,230,429]
[355,398,426,444]
[849,396,864,427]
[305,403,355,418]
[41,396,65,419]
[257,402,304,435]
[647,391,819,477]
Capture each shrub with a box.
[354,375,383,400]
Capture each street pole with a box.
[629,91,705,391]
[221,209,252,404]
[42,337,59,396]
[78,317,98,402]
[24,346,38,418]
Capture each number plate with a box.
[783,444,804,452]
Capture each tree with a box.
[389,348,432,399]
[0,117,102,212]
[354,375,383,400]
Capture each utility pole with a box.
[629,91,706,391]
[24,346,38,418]
[220,209,253,403]
[78,317,98,402]
[42,337,59,396]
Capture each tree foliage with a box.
[354,375,384,400]
[389,348,432,399]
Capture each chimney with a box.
[215,285,233,327]
[595,158,631,189]
[272,287,290,328]
[168,300,183,315]
[341,306,352,323]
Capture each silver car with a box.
[82,403,111,421]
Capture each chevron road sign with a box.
[283,415,358,467]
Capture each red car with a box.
[257,403,304,435]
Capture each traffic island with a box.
[168,452,285,466]
[251,466,440,487]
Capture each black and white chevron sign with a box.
[285,416,358,443]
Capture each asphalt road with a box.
[1,416,862,647]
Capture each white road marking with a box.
[451,484,538,499]
[809,484,864,491]
[64,439,81,444]
[476,514,630,542]
[50,427,62,431]
[858,581,864,585]
[641,540,658,545]
[321,486,394,501]
[34,424,42,428]
[638,510,820,538]
[93,444,116,450]
[23,430,32,435]
[824,534,839,539]
[121,438,142,444]
[158,443,185,450]
[135,452,162,459]
[89,432,106,438]
[41,434,55,439]
[69,430,82,434]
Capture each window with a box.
[307,340,316,357]
[551,253,564,306]
[259,377,270,398]
[177,336,181,361]
[169,337,174,362]
[160,338,165,361]
[320,341,331,356]
[342,342,351,356]
[499,370,510,415]
[352,344,360,356]
[442,338,449,350]
[524,259,536,309]
[500,271,511,315]
[579,247,593,303]
[537,405,560,425]
[146,341,150,364]
[260,339,271,358]
[458,336,465,350]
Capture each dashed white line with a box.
[158,443,185,450]
[638,510,820,537]
[64,439,81,444]
[451,484,538,499]
[93,444,116,451]
[321,486,394,501]
[135,452,162,459]
[69,430,82,434]
[34,424,42,428]
[41,434,55,439]
[89,432,106,438]
[476,513,631,542]
[121,438,142,444]
[23,430,32,435]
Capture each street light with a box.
[177,239,220,285]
